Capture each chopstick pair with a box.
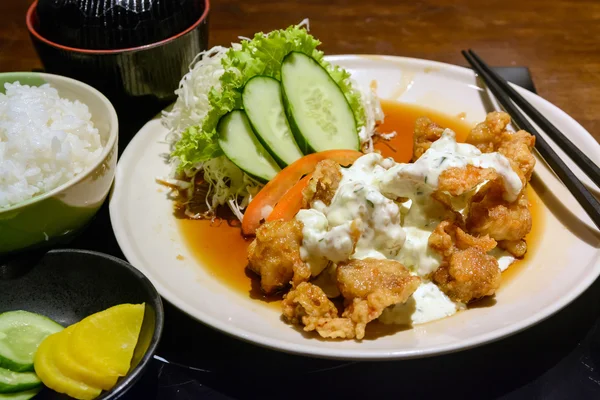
[462,49,600,229]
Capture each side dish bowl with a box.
[0,249,164,399]
[0,72,118,255]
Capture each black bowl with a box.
[26,0,210,143]
[0,249,164,400]
[36,0,206,50]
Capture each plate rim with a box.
[110,54,600,360]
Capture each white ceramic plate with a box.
[110,55,600,360]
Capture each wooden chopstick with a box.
[462,50,600,229]
[467,50,600,188]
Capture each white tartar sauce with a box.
[295,129,519,325]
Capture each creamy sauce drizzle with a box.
[297,128,524,325]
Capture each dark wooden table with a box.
[3,1,600,399]
[1,0,599,144]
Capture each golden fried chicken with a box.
[437,165,499,197]
[498,239,528,258]
[467,185,532,242]
[337,258,421,339]
[412,117,445,161]
[466,111,535,184]
[429,220,500,303]
[428,220,497,258]
[432,247,502,303]
[302,159,342,208]
[466,111,511,153]
[282,282,356,339]
[247,219,310,294]
[498,130,536,182]
[283,259,420,340]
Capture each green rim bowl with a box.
[0,72,118,255]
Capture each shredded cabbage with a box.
[357,81,387,152]
[162,20,386,220]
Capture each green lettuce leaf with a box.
[172,125,223,168]
[172,24,365,172]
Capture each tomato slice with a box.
[242,150,362,236]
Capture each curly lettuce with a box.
[170,24,366,172]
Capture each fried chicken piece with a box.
[428,220,497,258]
[466,111,511,153]
[437,165,499,197]
[498,239,528,258]
[466,111,535,183]
[498,130,536,182]
[282,282,355,339]
[412,117,445,161]
[302,159,342,208]
[337,258,421,339]
[467,185,532,242]
[432,247,501,303]
[428,221,456,258]
[429,220,500,303]
[247,220,310,294]
[455,224,497,252]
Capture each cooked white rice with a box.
[0,82,104,209]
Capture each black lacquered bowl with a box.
[35,0,206,51]
[0,249,164,399]
[26,0,210,139]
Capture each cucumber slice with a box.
[281,52,359,153]
[0,311,63,372]
[0,368,41,394]
[0,388,41,400]
[242,76,304,167]
[217,110,281,182]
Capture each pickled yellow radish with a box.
[53,326,119,390]
[34,334,101,400]
[70,304,145,376]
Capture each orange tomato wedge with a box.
[266,173,313,223]
[242,150,362,236]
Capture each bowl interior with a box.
[0,249,163,399]
[0,72,118,213]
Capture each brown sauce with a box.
[177,100,543,307]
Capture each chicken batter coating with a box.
[337,258,421,339]
[466,111,511,153]
[302,159,343,208]
[429,221,501,303]
[282,282,356,339]
[467,185,532,242]
[247,219,310,294]
[412,117,445,161]
[498,130,536,183]
[498,239,528,258]
[428,220,497,258]
[432,247,502,304]
[466,111,535,185]
[437,165,499,197]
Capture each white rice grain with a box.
[0,82,103,209]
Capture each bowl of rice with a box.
[0,72,118,254]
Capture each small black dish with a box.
[0,249,164,400]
